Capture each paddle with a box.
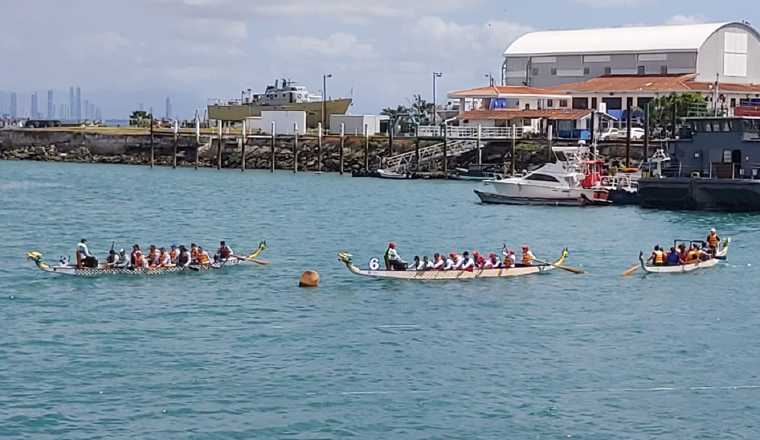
[534,257,585,274]
[622,264,639,276]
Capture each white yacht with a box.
[474,147,610,206]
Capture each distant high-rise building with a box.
[75,86,82,121]
[47,90,54,119]
[31,92,39,119]
[83,99,90,119]
[10,92,17,118]
[69,86,74,120]
[165,97,172,119]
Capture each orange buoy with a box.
[299,270,320,288]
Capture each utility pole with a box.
[432,72,443,125]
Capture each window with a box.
[637,66,646,75]
[531,67,539,76]
[583,66,590,75]
[604,66,612,75]
[550,67,557,76]
[525,173,560,182]
[591,97,598,109]
[660,65,668,74]
[547,99,554,107]
[731,98,737,108]
[559,99,568,108]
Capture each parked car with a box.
[600,127,645,140]
[600,128,622,140]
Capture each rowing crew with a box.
[75,239,235,269]
[647,228,720,266]
[383,242,536,271]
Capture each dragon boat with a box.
[26,241,267,277]
[637,238,730,274]
[337,249,571,280]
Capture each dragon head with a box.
[337,251,353,265]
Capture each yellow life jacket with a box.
[654,250,665,264]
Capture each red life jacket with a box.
[219,246,231,259]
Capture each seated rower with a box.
[147,245,159,267]
[432,253,445,270]
[416,256,427,271]
[521,245,535,266]
[706,228,720,255]
[216,240,234,262]
[473,251,486,269]
[412,256,422,271]
[115,249,129,269]
[460,251,475,271]
[678,244,688,264]
[649,245,666,266]
[502,248,516,268]
[158,247,172,268]
[384,242,407,271]
[686,244,700,263]
[190,243,200,264]
[197,246,211,265]
[176,245,192,268]
[105,249,120,268]
[130,244,145,269]
[666,247,680,266]
[483,253,500,269]
[76,238,98,268]
[169,244,180,264]
[453,252,466,270]
[423,256,433,270]
[444,253,457,270]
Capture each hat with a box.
[522,245,529,250]
[81,238,87,243]
[388,242,396,249]
[710,228,716,233]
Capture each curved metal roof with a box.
[504,22,748,56]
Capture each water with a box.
[2,160,760,439]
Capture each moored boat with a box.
[337,249,570,280]
[637,238,730,274]
[26,241,267,277]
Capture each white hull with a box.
[638,239,730,274]
[377,169,411,179]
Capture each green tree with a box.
[647,93,708,134]
[129,110,153,127]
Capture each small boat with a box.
[637,238,730,274]
[474,147,610,206]
[377,168,411,179]
[337,249,569,280]
[449,166,504,181]
[26,242,267,277]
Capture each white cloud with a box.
[666,14,707,25]
[269,33,375,59]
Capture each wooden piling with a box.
[172,121,178,169]
[270,122,276,172]
[442,124,448,175]
[149,115,154,168]
[216,120,223,170]
[339,123,345,175]
[293,123,298,173]
[511,123,517,176]
[364,124,369,172]
[317,122,323,172]
[241,119,247,172]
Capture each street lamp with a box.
[432,72,443,125]
[485,73,494,86]
[322,73,332,132]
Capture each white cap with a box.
[710,227,716,233]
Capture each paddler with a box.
[502,245,516,268]
[130,244,144,269]
[158,247,172,268]
[169,244,180,264]
[444,253,456,270]
[521,245,535,266]
[190,243,200,264]
[197,246,211,265]
[177,245,192,268]
[76,238,97,268]
[649,245,666,266]
[706,228,720,254]
[384,242,407,271]
[215,240,234,262]
[115,249,129,268]
[460,251,475,271]
[147,245,159,267]
[473,251,486,269]
[484,253,500,269]
[666,247,680,266]
[105,249,119,268]
[432,253,445,270]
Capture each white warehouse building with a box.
[502,22,760,87]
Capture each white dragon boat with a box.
[26,242,267,277]
[337,249,570,280]
[638,238,730,274]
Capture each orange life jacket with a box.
[522,252,533,265]
[707,233,719,247]
[654,250,665,264]
[191,248,200,262]
[199,253,210,265]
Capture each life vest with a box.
[654,250,665,264]
[707,233,719,247]
[199,252,210,265]
[191,248,200,262]
[522,252,533,265]
[687,250,699,261]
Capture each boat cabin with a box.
[673,116,760,179]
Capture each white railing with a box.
[416,125,524,139]
[383,140,479,172]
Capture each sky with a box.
[0,0,757,119]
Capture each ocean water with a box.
[1,160,759,439]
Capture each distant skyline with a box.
[0,0,757,119]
